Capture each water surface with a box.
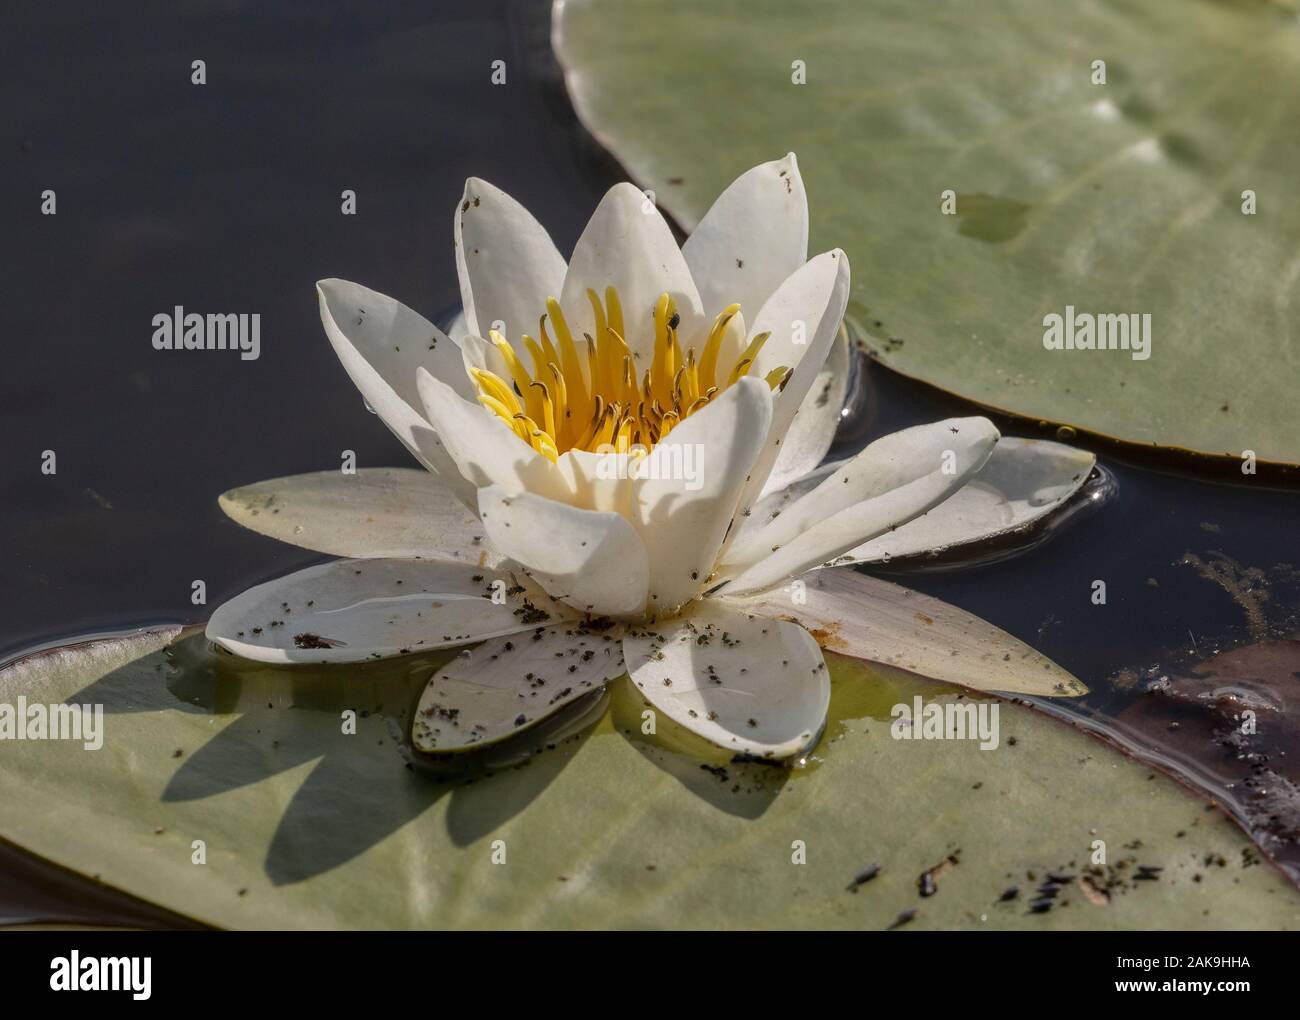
[2,0,1297,923]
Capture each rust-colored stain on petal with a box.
[776,615,847,651]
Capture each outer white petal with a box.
[317,279,476,503]
[477,485,649,617]
[622,600,829,760]
[730,250,851,527]
[218,468,492,563]
[412,623,626,752]
[841,438,1097,564]
[477,688,610,770]
[718,417,1000,595]
[762,322,850,496]
[634,377,772,613]
[318,279,475,404]
[726,569,1088,697]
[206,559,556,665]
[682,153,808,321]
[416,367,571,502]
[455,178,567,348]
[560,182,704,363]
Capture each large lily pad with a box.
[0,628,1295,928]
[553,0,1300,464]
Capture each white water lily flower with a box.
[208,154,1096,762]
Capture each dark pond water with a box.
[2,0,1298,925]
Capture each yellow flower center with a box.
[470,288,788,461]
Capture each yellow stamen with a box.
[544,300,589,414]
[605,286,624,342]
[469,368,522,416]
[470,289,787,458]
[490,330,533,399]
[548,363,570,444]
[699,303,741,390]
[521,335,548,380]
[727,331,772,386]
[591,402,618,448]
[532,430,559,461]
[683,348,700,406]
[476,393,517,424]
[650,293,674,404]
[765,366,792,391]
[574,395,606,450]
[512,412,558,461]
[530,380,556,441]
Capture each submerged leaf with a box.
[1112,638,1300,877]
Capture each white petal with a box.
[727,569,1088,697]
[206,559,557,664]
[218,468,492,562]
[730,250,851,525]
[682,153,808,321]
[622,600,829,760]
[412,623,626,752]
[762,321,850,495]
[317,279,476,502]
[477,688,610,770]
[748,251,849,399]
[718,417,1000,595]
[634,377,772,613]
[727,417,998,565]
[455,178,567,347]
[734,460,837,547]
[842,438,1097,564]
[477,485,649,617]
[560,182,703,362]
[444,309,470,346]
[458,332,514,385]
[555,448,636,515]
[416,367,571,502]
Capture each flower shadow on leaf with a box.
[605,676,791,819]
[66,632,600,886]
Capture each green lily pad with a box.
[0,628,1295,928]
[554,0,1300,464]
